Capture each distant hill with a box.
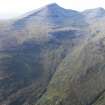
[83,7,105,23]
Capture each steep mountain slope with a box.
[0,27,86,105]
[36,33,105,105]
[0,3,105,105]
[36,12,105,105]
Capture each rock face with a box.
[0,3,105,105]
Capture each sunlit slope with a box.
[36,21,105,105]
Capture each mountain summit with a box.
[13,3,85,29]
[83,7,105,20]
[43,3,61,9]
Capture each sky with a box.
[0,0,105,19]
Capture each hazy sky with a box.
[0,0,105,19]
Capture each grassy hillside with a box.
[0,26,84,105]
[36,20,105,105]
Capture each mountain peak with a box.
[95,7,105,11]
[13,2,84,29]
[83,7,105,13]
[46,3,59,7]
[44,3,64,10]
[83,7,105,19]
[92,7,105,13]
